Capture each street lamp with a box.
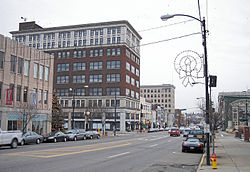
[113,88,117,136]
[161,13,210,165]
[69,85,88,130]
[85,111,90,131]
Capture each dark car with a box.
[169,128,180,136]
[183,129,191,137]
[188,130,205,143]
[182,137,204,153]
[21,131,44,145]
[44,131,68,143]
[66,129,87,141]
[86,131,100,139]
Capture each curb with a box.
[197,152,206,171]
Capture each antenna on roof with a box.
[21,17,27,22]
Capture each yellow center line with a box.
[4,142,131,158]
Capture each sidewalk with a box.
[197,131,250,172]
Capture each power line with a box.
[138,19,194,32]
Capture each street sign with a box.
[204,124,210,133]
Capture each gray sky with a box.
[1,0,250,112]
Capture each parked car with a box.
[169,128,180,136]
[188,130,205,143]
[21,131,44,145]
[43,131,68,143]
[0,128,22,148]
[86,131,100,139]
[183,129,191,137]
[182,137,204,153]
[66,129,87,141]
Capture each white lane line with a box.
[107,152,130,159]
[149,144,158,147]
[150,136,168,141]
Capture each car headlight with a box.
[48,137,54,139]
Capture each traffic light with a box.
[209,75,217,87]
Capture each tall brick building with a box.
[10,20,142,132]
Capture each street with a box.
[0,132,202,172]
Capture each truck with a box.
[0,128,22,148]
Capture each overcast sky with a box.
[1,0,250,113]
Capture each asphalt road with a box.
[0,132,202,172]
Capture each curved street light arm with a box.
[161,14,202,23]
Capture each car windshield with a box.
[190,130,203,135]
[186,138,199,142]
[67,130,77,134]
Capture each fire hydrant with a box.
[210,153,217,169]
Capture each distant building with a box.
[218,90,250,130]
[0,34,54,134]
[10,20,142,132]
[140,84,175,113]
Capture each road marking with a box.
[150,135,168,141]
[3,142,131,158]
[107,152,130,159]
[149,144,158,147]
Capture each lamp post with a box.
[161,14,210,165]
[85,111,90,131]
[114,88,117,136]
[69,88,76,129]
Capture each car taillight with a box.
[199,144,203,147]
[182,142,186,146]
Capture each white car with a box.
[0,128,22,148]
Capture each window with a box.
[94,49,98,57]
[136,80,139,88]
[106,74,120,82]
[90,39,94,45]
[112,48,116,56]
[131,90,135,98]
[107,49,111,56]
[44,90,48,104]
[73,75,85,83]
[117,48,121,55]
[17,57,23,74]
[24,60,29,76]
[90,62,102,70]
[10,55,16,72]
[126,49,131,58]
[126,88,130,96]
[136,69,140,76]
[107,38,111,44]
[58,52,62,58]
[90,50,94,57]
[100,38,103,45]
[0,82,2,100]
[9,84,14,101]
[106,87,120,96]
[131,65,135,74]
[57,63,69,72]
[106,100,110,107]
[38,89,42,104]
[75,88,86,96]
[0,51,4,69]
[112,37,116,44]
[131,78,135,86]
[73,62,85,71]
[16,85,21,101]
[117,37,121,44]
[117,27,121,34]
[99,49,103,56]
[33,63,38,78]
[56,88,68,96]
[95,38,98,45]
[89,75,102,83]
[23,87,28,102]
[126,62,130,71]
[66,51,70,58]
[107,28,111,34]
[126,75,130,84]
[82,50,86,57]
[107,60,120,69]
[89,88,102,96]
[39,65,44,80]
[56,75,69,84]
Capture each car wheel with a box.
[11,139,18,149]
[90,136,93,139]
[74,137,77,141]
[64,137,67,142]
[20,139,25,146]
[36,139,41,144]
[54,138,57,143]
[83,136,86,140]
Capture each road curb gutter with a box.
[197,153,205,171]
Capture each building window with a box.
[107,38,111,44]
[56,88,68,96]
[10,55,16,73]
[0,82,2,100]
[136,69,140,76]
[90,50,94,57]
[24,60,29,76]
[126,62,130,71]
[131,65,135,74]
[136,80,139,88]
[0,51,4,69]
[107,49,111,56]
[112,37,116,44]
[56,75,69,84]
[33,63,38,79]
[126,49,131,58]
[17,57,23,74]
[126,75,130,84]
[112,48,116,56]
[89,88,102,96]
[39,65,44,80]
[94,49,98,57]
[131,90,135,98]
[126,88,130,96]
[100,38,103,45]
[57,63,69,72]
[107,60,120,69]
[106,74,120,82]
[75,88,86,96]
[90,62,102,70]
[73,75,85,83]
[39,89,42,104]
[89,75,102,83]
[106,87,120,96]
[117,37,121,44]
[23,87,28,102]
[117,48,121,55]
[16,85,21,101]
[44,90,48,104]
[99,49,103,56]
[73,62,86,71]
[131,78,135,86]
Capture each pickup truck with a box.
[0,128,22,148]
